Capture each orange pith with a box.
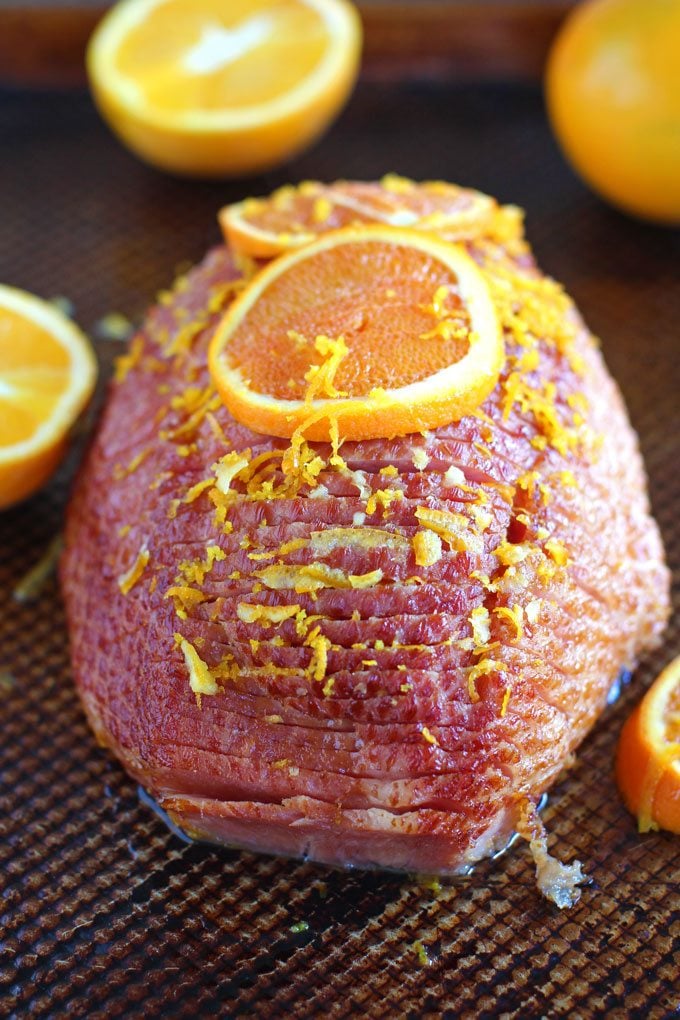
[209,225,504,442]
[219,176,508,259]
[616,655,680,835]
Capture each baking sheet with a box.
[1,80,679,1018]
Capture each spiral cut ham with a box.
[61,181,669,906]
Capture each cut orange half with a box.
[616,655,680,835]
[220,176,501,258]
[0,284,97,510]
[209,225,504,442]
[87,0,362,177]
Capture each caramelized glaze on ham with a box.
[61,191,669,894]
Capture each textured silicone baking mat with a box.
[1,81,679,1018]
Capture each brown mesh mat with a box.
[1,82,679,1019]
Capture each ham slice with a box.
[61,187,669,903]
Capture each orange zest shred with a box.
[237,603,301,626]
[12,534,64,604]
[412,448,429,470]
[175,633,218,700]
[214,450,251,493]
[421,726,439,747]
[164,585,207,619]
[305,627,332,682]
[365,488,404,517]
[302,335,349,402]
[414,506,483,555]
[183,478,214,504]
[469,606,491,645]
[413,529,443,567]
[162,394,223,444]
[493,541,532,567]
[254,562,383,593]
[545,537,569,566]
[467,658,508,703]
[494,604,525,642]
[311,526,409,557]
[176,544,225,586]
[117,544,149,595]
[114,335,144,383]
[470,505,492,532]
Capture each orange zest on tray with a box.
[209,224,504,442]
[0,284,97,509]
[219,176,503,259]
[616,655,680,835]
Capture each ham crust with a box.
[61,191,669,884]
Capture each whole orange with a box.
[546,0,680,224]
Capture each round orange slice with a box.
[0,284,97,509]
[209,225,504,442]
[219,176,501,259]
[616,655,680,835]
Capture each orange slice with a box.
[86,0,362,177]
[616,655,680,834]
[209,225,504,442]
[220,175,501,258]
[0,284,97,510]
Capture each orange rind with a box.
[616,655,680,834]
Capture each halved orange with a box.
[209,225,504,442]
[616,655,680,834]
[0,284,97,510]
[220,176,501,258]
[87,0,362,177]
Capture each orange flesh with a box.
[114,0,328,114]
[0,307,71,444]
[226,240,471,400]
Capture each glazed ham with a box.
[61,185,669,901]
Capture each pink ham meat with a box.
[61,188,669,892]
